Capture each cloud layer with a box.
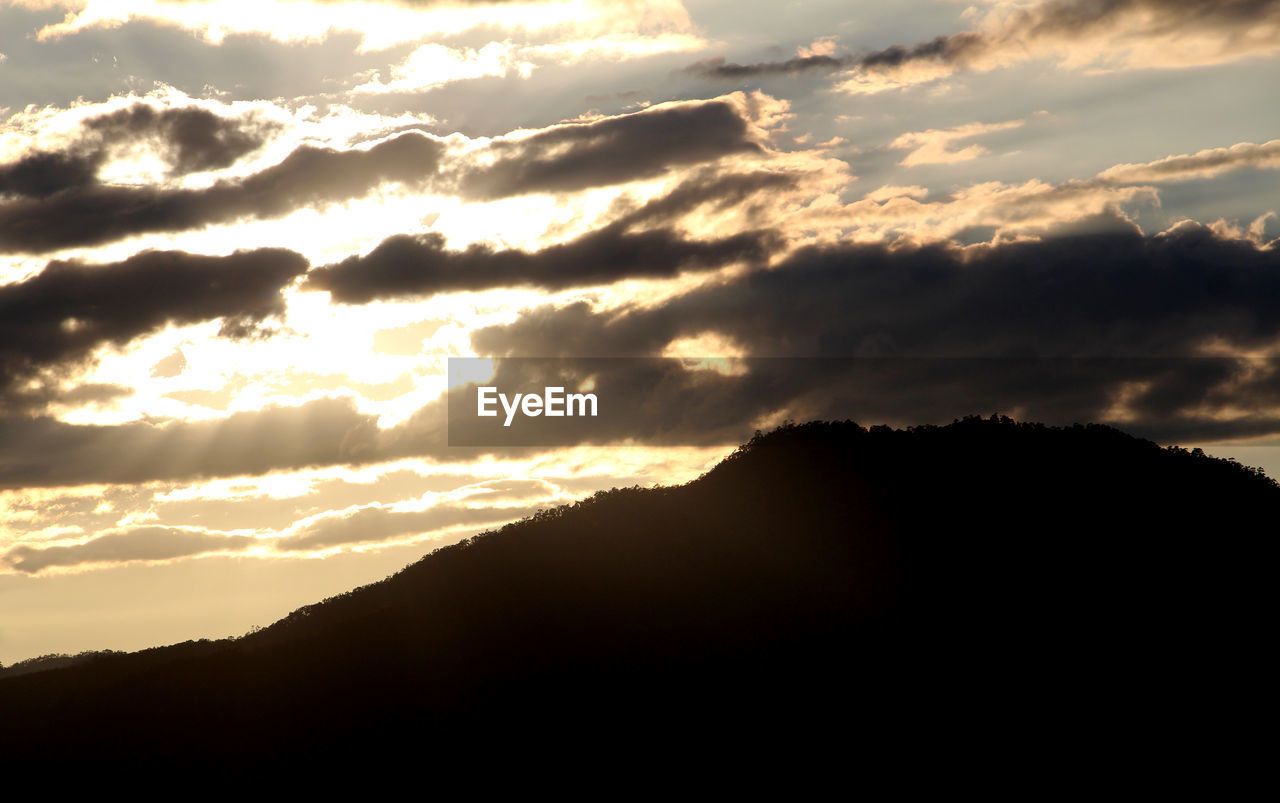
[0,102,277,200]
[0,247,308,402]
[689,1,1280,93]
[1,0,1277,595]
[0,132,443,253]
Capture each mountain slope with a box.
[1,417,1274,776]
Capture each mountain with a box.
[1,417,1273,781]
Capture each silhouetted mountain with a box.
[0,649,121,679]
[1,417,1273,782]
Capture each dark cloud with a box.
[857,32,987,70]
[9,214,1280,488]
[1016,0,1279,35]
[82,103,280,176]
[605,169,800,229]
[0,150,102,199]
[307,169,792,302]
[685,33,985,81]
[687,0,1280,83]
[685,53,859,80]
[0,132,444,253]
[2,527,254,574]
[310,227,776,303]
[462,221,1280,443]
[875,0,1280,70]
[0,248,308,401]
[306,226,777,303]
[0,102,277,202]
[474,218,1280,358]
[0,99,762,253]
[454,99,763,201]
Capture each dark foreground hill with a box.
[1,417,1274,780]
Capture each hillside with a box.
[1,417,1274,778]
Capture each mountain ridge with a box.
[1,416,1273,778]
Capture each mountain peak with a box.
[2,417,1273,778]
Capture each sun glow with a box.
[34,0,588,49]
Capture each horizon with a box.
[2,0,1279,664]
[5,413,1274,673]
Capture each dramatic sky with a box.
[2,0,1278,663]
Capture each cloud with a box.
[0,387,560,491]
[475,217,1280,358]
[0,493,542,573]
[0,96,773,254]
[0,102,278,201]
[861,185,930,203]
[0,247,308,402]
[0,395,385,490]
[888,119,1026,167]
[305,170,793,302]
[795,175,1157,243]
[686,52,859,80]
[597,167,802,229]
[3,526,254,573]
[151,348,188,379]
[1097,138,1280,184]
[81,103,281,175]
[759,0,1280,94]
[306,227,778,303]
[352,42,530,94]
[274,500,536,551]
[0,131,444,254]
[462,220,1280,443]
[5,224,1280,488]
[0,150,101,200]
[685,35,854,80]
[453,96,768,201]
[22,0,692,54]
[683,32,978,85]
[1,382,135,416]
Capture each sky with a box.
[1,0,1278,664]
